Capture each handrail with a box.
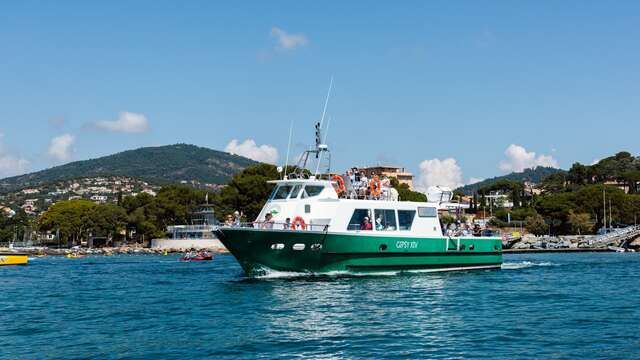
[222,222,330,232]
[591,225,640,246]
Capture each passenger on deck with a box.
[359,172,368,198]
[283,217,291,230]
[473,224,482,237]
[361,216,373,231]
[224,215,234,227]
[344,171,357,199]
[262,213,275,229]
[381,176,391,200]
[461,224,471,237]
[233,211,242,227]
[446,223,455,237]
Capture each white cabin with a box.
[256,179,445,238]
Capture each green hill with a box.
[456,166,565,195]
[0,144,257,192]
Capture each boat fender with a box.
[292,216,306,230]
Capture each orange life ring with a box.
[292,216,306,230]
[370,176,382,196]
[332,175,345,194]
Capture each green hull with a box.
[217,228,502,276]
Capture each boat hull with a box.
[0,254,29,266]
[216,228,502,276]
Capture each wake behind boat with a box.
[216,120,502,276]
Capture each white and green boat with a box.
[216,124,502,276]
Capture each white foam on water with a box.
[251,265,399,279]
[501,261,555,270]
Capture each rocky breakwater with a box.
[509,234,601,250]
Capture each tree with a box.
[525,214,547,236]
[39,200,97,246]
[567,163,589,185]
[214,163,280,221]
[87,204,128,241]
[540,172,568,193]
[389,178,427,202]
[567,211,593,235]
[0,210,34,243]
[440,214,455,226]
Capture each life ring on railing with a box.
[292,216,306,230]
[332,175,345,194]
[370,176,382,196]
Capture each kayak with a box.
[0,253,28,266]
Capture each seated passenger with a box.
[375,217,384,231]
[361,217,373,231]
[283,217,291,230]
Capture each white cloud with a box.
[271,27,308,50]
[225,139,279,164]
[499,144,559,173]
[0,133,30,178]
[47,134,75,162]
[95,112,149,133]
[415,158,463,191]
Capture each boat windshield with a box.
[301,185,324,198]
[271,185,294,200]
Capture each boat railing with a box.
[226,222,330,232]
[167,225,216,232]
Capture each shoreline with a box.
[503,248,614,254]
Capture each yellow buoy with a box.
[0,254,29,266]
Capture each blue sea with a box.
[1,252,639,359]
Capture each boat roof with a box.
[267,178,332,185]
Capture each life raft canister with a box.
[370,176,382,196]
[332,175,345,194]
[292,216,306,230]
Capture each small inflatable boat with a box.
[180,253,214,261]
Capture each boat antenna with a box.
[314,115,331,176]
[283,120,294,180]
[319,75,333,130]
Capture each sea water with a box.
[1,253,639,359]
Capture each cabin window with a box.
[398,210,416,231]
[417,207,437,218]
[289,185,303,199]
[272,185,294,200]
[348,209,372,231]
[301,185,324,198]
[374,209,397,231]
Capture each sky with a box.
[1,1,640,190]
